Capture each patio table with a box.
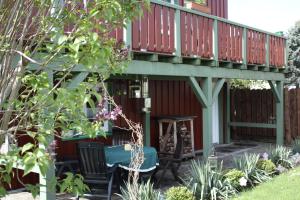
[104,145,158,172]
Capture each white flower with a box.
[262,152,269,160]
[239,177,247,187]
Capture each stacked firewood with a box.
[159,123,193,155]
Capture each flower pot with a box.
[185,1,211,14]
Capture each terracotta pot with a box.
[185,1,211,14]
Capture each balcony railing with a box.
[112,0,286,69]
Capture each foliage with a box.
[292,137,300,154]
[0,0,148,197]
[58,173,89,198]
[224,169,246,190]
[187,161,236,200]
[230,79,270,89]
[269,146,293,169]
[118,180,162,200]
[256,160,276,174]
[233,166,300,200]
[165,186,195,200]
[234,153,271,186]
[286,20,300,87]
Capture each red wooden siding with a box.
[207,0,228,19]
[132,4,175,54]
[218,22,243,62]
[247,29,266,65]
[181,11,214,58]
[269,36,285,67]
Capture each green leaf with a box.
[21,143,34,154]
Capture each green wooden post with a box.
[174,8,181,58]
[39,70,56,200]
[226,81,231,143]
[218,89,224,144]
[242,27,248,69]
[213,19,219,67]
[276,81,284,145]
[124,20,132,50]
[143,110,151,146]
[202,77,213,158]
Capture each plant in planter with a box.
[185,0,211,14]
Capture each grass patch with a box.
[233,166,300,200]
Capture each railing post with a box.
[285,39,288,67]
[174,8,181,58]
[213,19,219,67]
[265,34,270,68]
[242,27,247,69]
[124,21,132,51]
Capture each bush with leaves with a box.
[165,186,195,200]
[292,138,300,154]
[256,159,276,174]
[224,169,246,191]
[187,161,236,200]
[234,153,271,186]
[118,180,162,200]
[269,146,293,169]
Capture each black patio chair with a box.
[154,133,184,185]
[77,142,119,200]
[112,128,131,146]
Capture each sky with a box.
[228,0,300,33]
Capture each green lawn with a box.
[233,166,300,200]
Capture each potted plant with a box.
[185,0,211,14]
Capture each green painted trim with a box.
[213,19,219,67]
[187,77,208,107]
[226,82,231,143]
[144,111,151,146]
[150,0,286,39]
[213,78,225,103]
[276,81,284,145]
[268,80,281,102]
[67,72,89,89]
[229,122,276,129]
[61,132,112,141]
[218,89,224,144]
[124,22,132,50]
[266,35,270,67]
[202,77,213,158]
[174,9,181,57]
[126,61,285,81]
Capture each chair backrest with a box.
[173,133,183,159]
[77,142,108,180]
[112,129,131,146]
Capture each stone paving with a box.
[3,141,273,200]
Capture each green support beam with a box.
[67,72,89,89]
[268,80,281,102]
[188,76,213,158]
[213,78,225,102]
[143,110,151,146]
[226,81,231,144]
[229,122,276,129]
[276,81,284,145]
[40,70,56,200]
[187,77,208,108]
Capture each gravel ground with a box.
[3,141,273,200]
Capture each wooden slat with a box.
[208,19,214,58]
[148,4,155,51]
[169,8,175,53]
[186,13,192,56]
[140,7,148,50]
[155,5,162,52]
[162,6,169,52]
[181,12,186,55]
[197,16,203,57]
[132,17,140,50]
[192,14,198,55]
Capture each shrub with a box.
[165,186,195,200]
[224,169,246,190]
[234,153,270,186]
[292,138,300,154]
[187,161,236,200]
[118,180,162,200]
[269,146,293,169]
[256,159,276,174]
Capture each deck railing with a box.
[112,0,286,69]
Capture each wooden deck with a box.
[110,0,286,71]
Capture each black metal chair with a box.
[154,133,184,185]
[112,128,131,146]
[77,142,119,200]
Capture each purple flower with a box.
[95,98,122,121]
[262,152,269,160]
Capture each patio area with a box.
[4,141,272,200]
